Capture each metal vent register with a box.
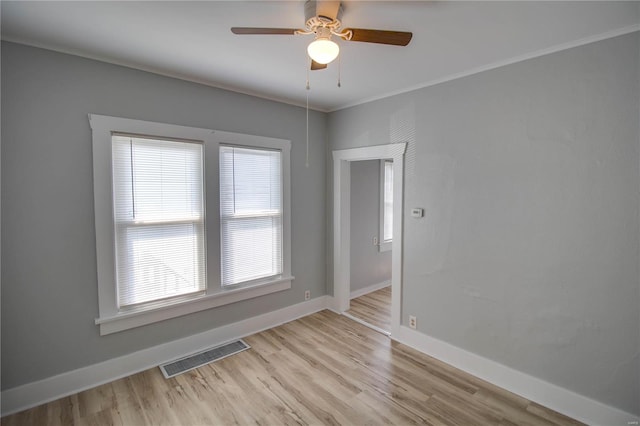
[159,340,250,378]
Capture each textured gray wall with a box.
[328,33,640,415]
[350,160,392,293]
[1,42,327,390]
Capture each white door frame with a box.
[332,143,407,337]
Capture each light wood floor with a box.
[347,286,391,331]
[3,310,581,426]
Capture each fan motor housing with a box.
[305,0,343,25]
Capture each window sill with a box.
[95,276,294,335]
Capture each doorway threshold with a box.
[342,312,391,336]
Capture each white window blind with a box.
[383,160,394,242]
[220,146,283,286]
[111,134,206,309]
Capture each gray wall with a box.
[1,42,327,390]
[350,160,392,293]
[328,33,640,415]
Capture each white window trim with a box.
[90,114,293,335]
[379,160,392,252]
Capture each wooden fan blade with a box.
[316,0,341,21]
[343,28,412,46]
[231,27,298,35]
[311,60,327,71]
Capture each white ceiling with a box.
[2,1,639,112]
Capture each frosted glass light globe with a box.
[307,39,339,64]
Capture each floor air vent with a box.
[159,339,250,378]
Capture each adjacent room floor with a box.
[3,310,581,426]
[346,286,392,332]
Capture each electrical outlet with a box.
[409,315,417,329]
[304,290,311,301]
[373,236,379,246]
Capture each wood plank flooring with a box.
[3,310,582,426]
[347,286,391,331]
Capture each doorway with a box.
[345,159,393,334]
[332,143,406,337]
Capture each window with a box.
[379,160,393,252]
[112,135,206,308]
[90,115,292,335]
[220,146,283,286]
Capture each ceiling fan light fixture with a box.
[307,38,339,64]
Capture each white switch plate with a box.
[411,208,424,218]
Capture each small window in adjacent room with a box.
[379,159,393,252]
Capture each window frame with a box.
[90,114,293,335]
[379,159,393,252]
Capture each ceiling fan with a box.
[231,0,412,70]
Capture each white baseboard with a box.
[350,280,391,300]
[3,295,637,426]
[324,295,340,313]
[394,326,639,426]
[0,296,330,417]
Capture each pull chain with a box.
[337,55,341,88]
[306,60,310,168]
[306,57,310,91]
